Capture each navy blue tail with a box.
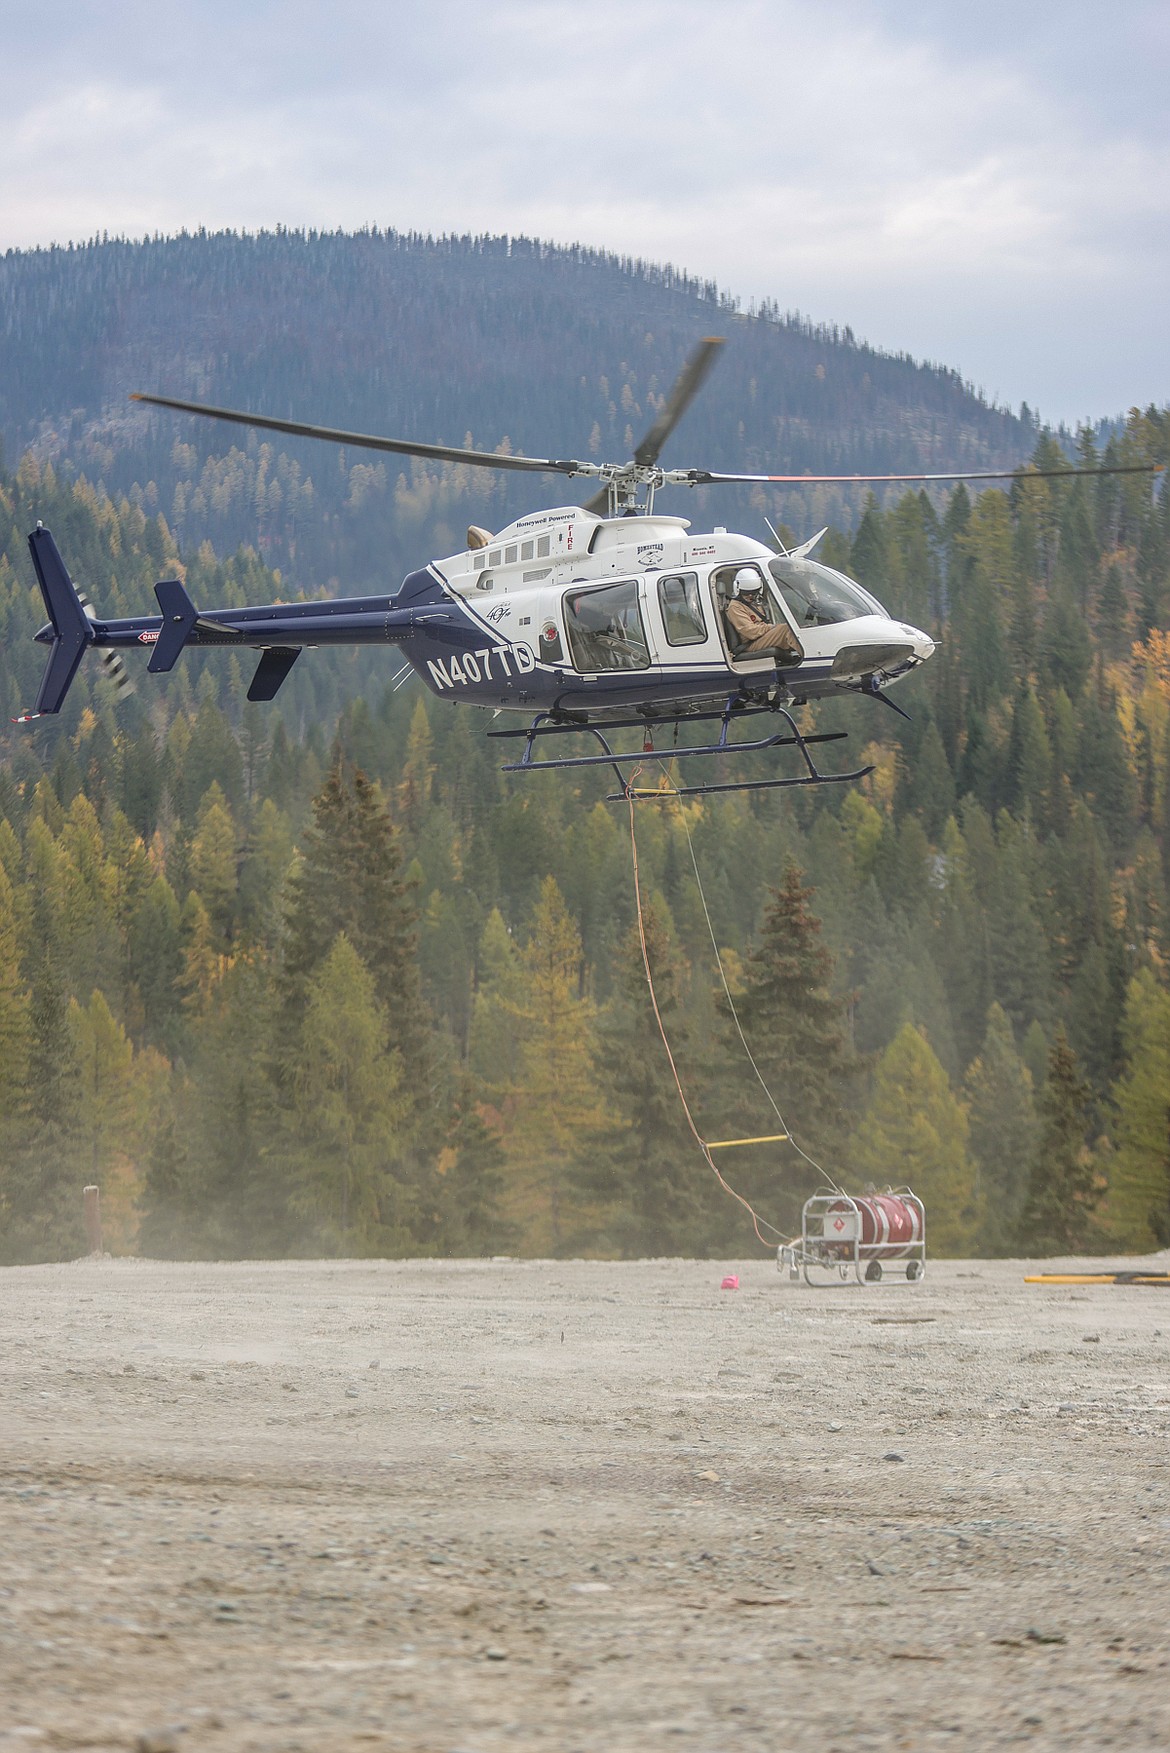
[23,526,93,718]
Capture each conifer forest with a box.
[0,230,1168,1264]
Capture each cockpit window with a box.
[564,580,651,671]
[768,556,883,627]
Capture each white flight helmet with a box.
[732,568,763,597]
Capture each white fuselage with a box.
[417,507,934,714]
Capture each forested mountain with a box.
[0,229,1039,591]
[0,231,1168,1265]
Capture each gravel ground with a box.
[1,1252,1168,1752]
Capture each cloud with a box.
[1,0,1167,420]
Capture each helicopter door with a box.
[562,578,655,673]
[710,563,799,666]
[652,570,722,663]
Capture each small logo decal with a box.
[138,630,159,643]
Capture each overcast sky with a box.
[3,0,1167,425]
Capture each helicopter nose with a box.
[899,623,935,662]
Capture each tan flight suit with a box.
[725,596,801,656]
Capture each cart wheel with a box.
[906,1260,922,1281]
[865,1260,883,1283]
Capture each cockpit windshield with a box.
[768,556,884,628]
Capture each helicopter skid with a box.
[500,702,874,801]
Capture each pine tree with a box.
[287,933,411,1253]
[469,907,524,1104]
[187,783,238,947]
[138,1110,193,1260]
[176,950,286,1257]
[398,696,435,834]
[727,859,851,1168]
[900,721,955,842]
[1017,1028,1099,1255]
[125,867,182,1050]
[1005,683,1051,820]
[70,989,152,1253]
[964,1003,1037,1253]
[1097,562,1130,659]
[237,798,294,942]
[177,891,225,1016]
[435,1080,518,1255]
[1074,684,1137,857]
[1106,970,1170,1248]
[1041,595,1094,700]
[850,494,890,595]
[887,491,938,628]
[1,882,86,1262]
[281,748,428,1091]
[0,860,30,1123]
[851,1023,978,1255]
[572,907,717,1257]
[506,876,600,1252]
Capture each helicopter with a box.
[17,339,1161,799]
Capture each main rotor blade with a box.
[633,336,725,469]
[581,335,726,516]
[130,392,586,478]
[677,462,1164,486]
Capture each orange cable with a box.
[626,788,784,1250]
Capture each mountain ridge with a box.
[0,227,1040,587]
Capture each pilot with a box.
[725,569,801,656]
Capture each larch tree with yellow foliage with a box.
[1106,970,1170,1249]
[851,1023,978,1254]
[506,876,600,1253]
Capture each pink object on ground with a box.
[720,1275,739,1290]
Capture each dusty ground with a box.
[1,1253,1168,1753]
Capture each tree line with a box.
[0,410,1168,1262]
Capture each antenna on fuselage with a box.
[764,517,790,556]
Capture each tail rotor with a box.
[77,590,135,703]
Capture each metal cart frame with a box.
[778,1187,926,1287]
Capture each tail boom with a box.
[17,524,452,719]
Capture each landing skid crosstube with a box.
[492,700,875,800]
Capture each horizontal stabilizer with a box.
[248,647,300,701]
[148,578,199,673]
[25,526,94,715]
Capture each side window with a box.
[657,572,707,646]
[564,580,651,672]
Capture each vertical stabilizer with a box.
[21,526,94,718]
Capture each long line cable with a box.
[660,763,845,1198]
[626,789,788,1249]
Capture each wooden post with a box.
[83,1184,102,1257]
